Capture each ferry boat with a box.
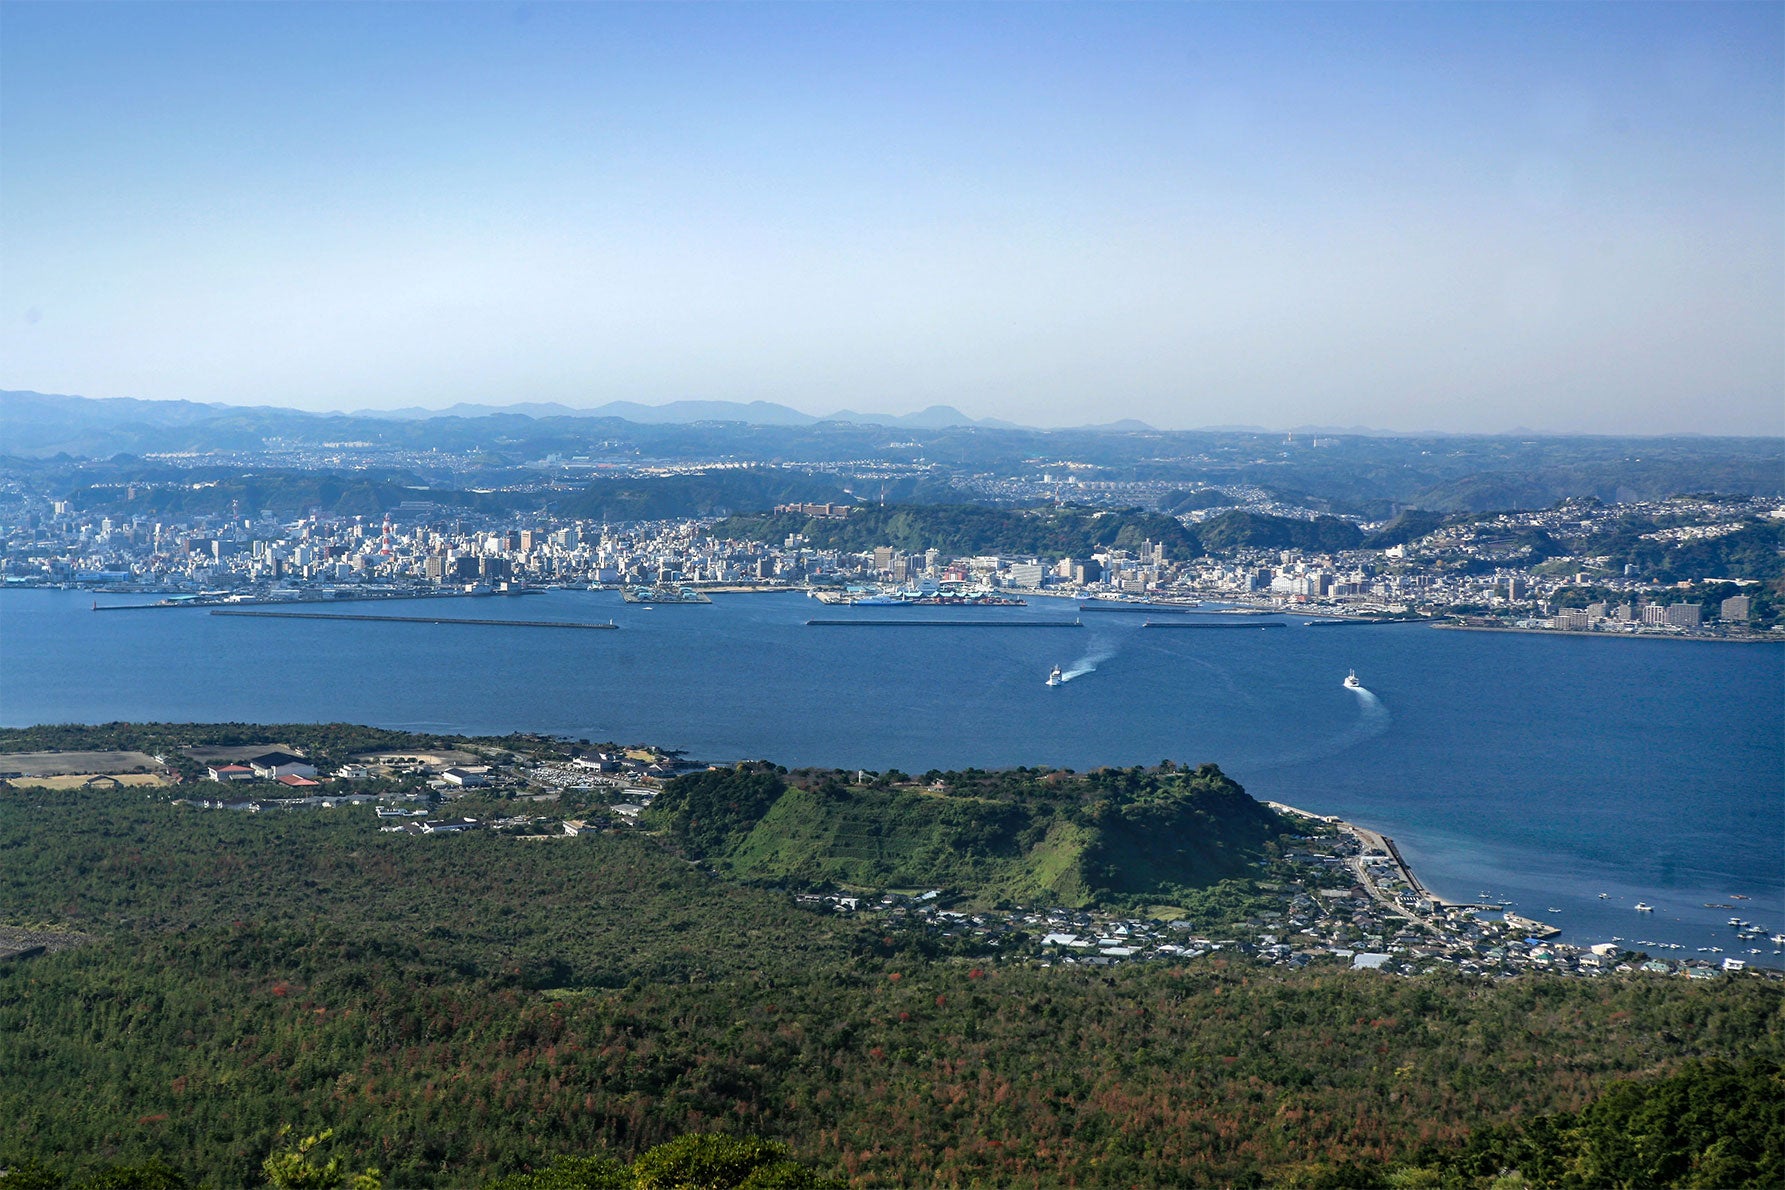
[1046,665,1063,687]
[1635,902,1655,912]
[1343,670,1362,689]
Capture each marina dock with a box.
[209,610,616,630]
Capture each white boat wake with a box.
[1058,644,1116,682]
[1247,685,1391,769]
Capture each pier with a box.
[806,619,1081,628]
[95,590,539,612]
[1141,620,1286,629]
[209,610,616,630]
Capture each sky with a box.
[2,2,1781,435]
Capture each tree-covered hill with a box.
[1193,509,1366,552]
[646,762,1285,907]
[710,503,1202,561]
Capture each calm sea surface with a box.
[3,589,1781,960]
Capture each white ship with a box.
[1343,669,1362,689]
[1046,665,1063,687]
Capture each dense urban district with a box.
[3,396,1782,638]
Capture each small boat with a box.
[1599,892,1610,899]
[1635,902,1654,912]
[1046,665,1063,687]
[1547,907,1562,914]
[1343,669,1362,689]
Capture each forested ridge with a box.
[1,727,1780,1187]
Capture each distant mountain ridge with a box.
[360,397,1138,431]
[1,389,1154,443]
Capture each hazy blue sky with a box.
[3,2,1780,433]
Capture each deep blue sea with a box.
[3,588,1781,961]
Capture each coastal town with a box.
[4,738,1776,982]
[1,472,1778,637]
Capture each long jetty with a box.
[210,610,615,630]
[806,619,1081,628]
[1141,620,1286,629]
[96,590,539,612]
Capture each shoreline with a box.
[1265,800,1492,916]
[1431,623,1780,645]
[1267,801,1573,943]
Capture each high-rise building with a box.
[1721,595,1752,622]
[1662,602,1701,628]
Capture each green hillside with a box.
[711,503,1203,561]
[648,762,1285,906]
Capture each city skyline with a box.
[3,2,1781,436]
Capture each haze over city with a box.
[3,2,1780,435]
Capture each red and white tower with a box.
[380,514,394,557]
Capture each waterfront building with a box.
[1662,602,1702,629]
[1721,594,1752,622]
